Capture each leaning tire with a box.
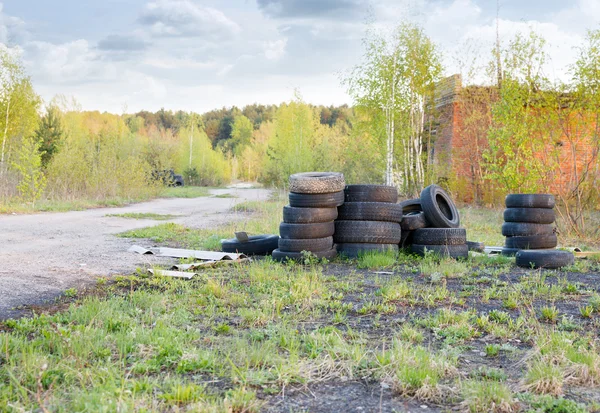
[272,247,337,262]
[283,206,338,223]
[401,211,429,231]
[289,172,345,194]
[515,250,574,269]
[334,220,401,244]
[344,185,398,203]
[289,191,345,208]
[505,194,555,209]
[221,234,279,255]
[410,244,469,259]
[279,222,335,239]
[412,228,467,245]
[278,236,333,252]
[501,222,555,237]
[337,243,398,258]
[399,198,422,214]
[505,234,558,249]
[420,184,460,228]
[503,208,556,224]
[338,202,403,222]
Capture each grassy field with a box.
[1,196,600,412]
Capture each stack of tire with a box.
[272,172,344,262]
[401,185,468,259]
[334,185,402,258]
[501,194,574,269]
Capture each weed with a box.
[106,212,179,220]
[579,306,593,318]
[461,380,516,412]
[485,344,501,357]
[540,306,560,323]
[63,288,77,298]
[356,250,397,269]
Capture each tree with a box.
[35,106,65,167]
[230,115,253,156]
[11,135,46,206]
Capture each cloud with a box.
[0,3,27,45]
[139,0,240,38]
[98,34,149,51]
[257,0,368,19]
[264,38,287,60]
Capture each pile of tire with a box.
[334,185,402,258]
[400,184,468,259]
[272,172,343,262]
[501,194,574,269]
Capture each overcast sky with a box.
[1,0,598,113]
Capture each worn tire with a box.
[289,172,345,194]
[505,194,555,209]
[221,234,279,255]
[515,249,574,269]
[334,220,401,244]
[344,185,398,203]
[411,244,469,259]
[279,222,335,239]
[420,184,460,228]
[338,243,398,258]
[272,247,337,262]
[400,230,414,248]
[399,198,422,214]
[283,205,338,224]
[278,236,333,252]
[289,191,344,208]
[413,228,467,245]
[501,222,555,237]
[338,202,403,222]
[401,211,429,231]
[501,247,520,257]
[505,234,558,249]
[503,208,555,224]
[467,241,485,253]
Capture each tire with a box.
[289,191,345,208]
[272,247,337,262]
[515,249,574,269]
[337,202,403,222]
[505,234,558,249]
[401,211,429,231]
[467,241,485,253]
[503,208,555,224]
[283,206,338,224]
[278,236,333,253]
[400,230,414,248]
[399,198,422,214]
[337,243,398,258]
[344,185,398,203]
[412,228,467,245]
[174,174,184,186]
[334,220,401,244]
[501,247,520,257]
[410,244,469,259]
[279,222,335,239]
[505,194,555,209]
[221,234,279,255]
[501,222,555,237]
[420,184,460,228]
[289,172,345,194]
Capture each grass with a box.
[160,186,212,198]
[2,196,600,411]
[106,212,180,220]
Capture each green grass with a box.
[106,212,180,220]
[160,186,212,198]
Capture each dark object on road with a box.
[152,169,184,187]
[516,249,574,269]
[419,184,460,228]
[221,234,279,255]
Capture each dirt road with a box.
[0,188,270,320]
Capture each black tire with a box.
[337,243,398,258]
[503,208,555,224]
[401,211,429,231]
[501,247,520,256]
[400,230,414,248]
[501,222,555,237]
[278,236,333,253]
[283,206,338,224]
[272,247,337,262]
[410,244,469,259]
[505,194,555,209]
[221,234,279,255]
[344,185,398,203]
[515,249,574,269]
[289,191,344,208]
[289,172,345,194]
[399,198,422,214]
[279,222,335,239]
[337,202,403,222]
[467,241,485,253]
[174,174,184,186]
[420,184,460,228]
[334,220,401,244]
[413,228,467,245]
[505,234,558,249]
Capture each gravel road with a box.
[0,188,271,320]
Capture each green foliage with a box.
[11,135,46,205]
[35,105,65,167]
[230,114,254,156]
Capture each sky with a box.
[1,0,599,113]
